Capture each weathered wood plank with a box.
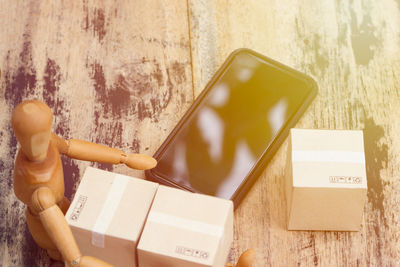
[0,0,193,266]
[188,0,400,266]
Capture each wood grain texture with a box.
[1,0,400,266]
[0,0,193,265]
[188,0,400,266]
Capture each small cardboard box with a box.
[66,167,158,267]
[286,129,367,231]
[137,185,234,267]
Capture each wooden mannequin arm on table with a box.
[51,133,157,170]
[31,187,112,267]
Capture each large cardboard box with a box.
[286,129,368,231]
[137,185,234,267]
[66,167,158,267]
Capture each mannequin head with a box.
[12,100,53,162]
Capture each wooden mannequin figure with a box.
[12,99,254,267]
[12,99,157,267]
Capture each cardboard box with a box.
[66,167,158,267]
[285,129,367,231]
[137,185,233,267]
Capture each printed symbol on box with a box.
[175,246,183,254]
[184,248,193,256]
[200,252,209,259]
[69,195,87,221]
[194,250,201,257]
[329,176,362,185]
[176,246,209,260]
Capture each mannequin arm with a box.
[51,133,157,170]
[226,249,255,267]
[31,187,113,267]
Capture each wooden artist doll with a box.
[11,99,254,267]
[11,99,156,266]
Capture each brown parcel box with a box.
[137,185,234,267]
[286,129,367,231]
[66,167,158,267]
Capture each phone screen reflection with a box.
[153,52,312,199]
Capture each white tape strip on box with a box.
[292,150,365,164]
[92,174,129,248]
[147,211,224,238]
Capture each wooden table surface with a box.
[1,1,399,266]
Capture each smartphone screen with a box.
[149,50,316,201]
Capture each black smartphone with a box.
[146,49,317,206]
